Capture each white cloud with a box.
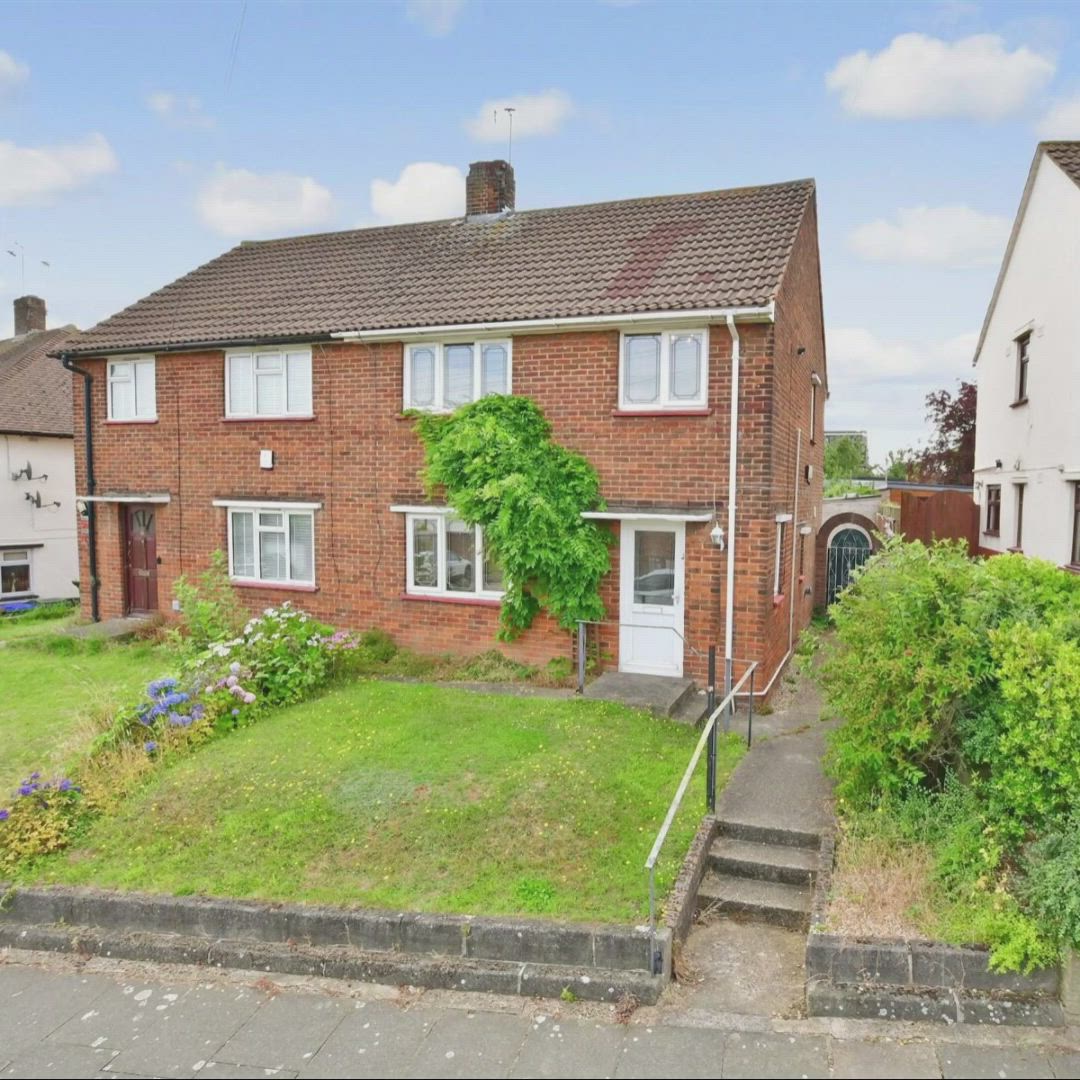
[405,0,465,36]
[0,133,117,206]
[197,167,335,237]
[0,50,29,95]
[1036,94,1080,138]
[850,205,1010,268]
[146,90,215,130]
[465,89,575,141]
[825,327,978,459]
[370,161,465,224]
[826,33,1054,120]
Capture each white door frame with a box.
[618,519,686,677]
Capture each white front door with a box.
[619,520,685,676]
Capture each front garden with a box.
[0,561,742,924]
[817,538,1080,972]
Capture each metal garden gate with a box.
[826,528,872,606]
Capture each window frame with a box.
[404,511,504,600]
[107,355,157,422]
[773,515,792,597]
[1014,483,1025,550]
[224,504,317,587]
[985,484,1002,536]
[402,339,513,413]
[224,346,314,419]
[1015,331,1031,404]
[618,328,709,412]
[0,548,32,596]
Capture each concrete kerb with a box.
[664,812,719,946]
[0,884,670,1001]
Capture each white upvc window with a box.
[403,340,512,412]
[619,329,708,411]
[0,549,31,596]
[405,512,504,598]
[225,347,313,418]
[107,356,156,421]
[226,505,316,586]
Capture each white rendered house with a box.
[973,143,1080,569]
[0,297,79,605]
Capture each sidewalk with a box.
[1,950,1078,1078]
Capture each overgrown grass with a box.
[0,601,79,642]
[27,679,744,923]
[0,636,178,788]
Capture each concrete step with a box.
[583,671,697,718]
[719,819,821,851]
[708,836,819,886]
[696,872,811,931]
[0,921,666,1005]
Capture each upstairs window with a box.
[404,340,511,412]
[405,513,503,598]
[985,485,1002,535]
[619,330,708,411]
[1015,332,1031,403]
[227,506,315,586]
[226,348,313,418]
[107,357,156,421]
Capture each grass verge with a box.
[26,679,743,923]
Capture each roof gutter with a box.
[331,304,776,342]
[59,351,99,622]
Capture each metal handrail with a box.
[643,660,757,973]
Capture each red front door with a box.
[125,504,158,614]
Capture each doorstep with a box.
[582,671,698,718]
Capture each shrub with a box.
[172,551,246,653]
[204,602,332,706]
[0,774,83,868]
[1021,811,1080,954]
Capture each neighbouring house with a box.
[973,142,1080,569]
[0,296,79,606]
[58,160,826,693]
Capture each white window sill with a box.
[401,591,502,607]
[230,578,318,593]
[105,417,158,425]
[222,415,315,423]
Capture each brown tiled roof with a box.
[0,326,78,436]
[1043,141,1080,188]
[64,179,815,356]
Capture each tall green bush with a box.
[413,396,610,638]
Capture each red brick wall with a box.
[73,257,824,692]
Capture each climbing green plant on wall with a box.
[413,396,610,639]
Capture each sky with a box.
[1,0,1078,462]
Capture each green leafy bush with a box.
[173,551,246,653]
[821,540,1080,970]
[1021,811,1080,954]
[413,395,610,638]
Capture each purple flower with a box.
[229,661,241,675]
[148,677,178,696]
[161,691,189,708]
[17,784,35,797]
[0,809,8,821]
[242,692,256,705]
[231,708,240,717]
[144,741,157,753]
[190,703,206,721]
[56,779,77,793]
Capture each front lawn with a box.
[28,680,743,923]
[0,637,177,788]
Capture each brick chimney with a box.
[14,295,46,335]
[466,160,515,217]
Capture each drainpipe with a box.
[723,315,740,704]
[60,352,99,622]
[788,428,802,655]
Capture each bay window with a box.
[404,340,511,412]
[226,348,313,417]
[405,512,503,598]
[619,329,708,410]
[225,505,316,586]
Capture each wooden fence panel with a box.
[899,490,979,556]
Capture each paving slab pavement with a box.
[2,949,1079,1079]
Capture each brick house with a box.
[59,161,826,697]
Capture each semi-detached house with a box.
[59,160,826,695]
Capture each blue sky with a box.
[1,0,1078,459]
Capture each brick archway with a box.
[815,512,880,608]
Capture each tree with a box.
[885,451,911,481]
[824,435,871,480]
[904,381,977,486]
